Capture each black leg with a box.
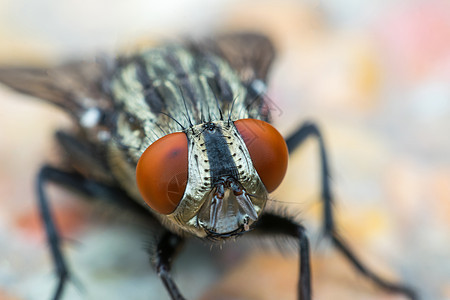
[331,234,417,299]
[285,122,417,300]
[39,165,149,215]
[255,213,311,300]
[37,166,71,300]
[285,122,334,233]
[155,231,186,300]
[37,165,150,300]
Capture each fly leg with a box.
[255,213,311,300]
[155,231,186,300]
[285,122,417,299]
[37,165,149,300]
[38,166,70,300]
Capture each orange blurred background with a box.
[0,0,449,299]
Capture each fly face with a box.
[191,121,266,237]
[137,118,289,238]
[171,120,268,238]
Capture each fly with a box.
[0,33,417,300]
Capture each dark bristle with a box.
[160,112,185,130]
[178,86,194,127]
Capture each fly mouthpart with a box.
[202,224,247,240]
[231,183,258,221]
[197,176,259,236]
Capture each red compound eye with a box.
[136,132,188,214]
[235,119,288,193]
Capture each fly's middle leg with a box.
[254,213,312,300]
[37,165,150,299]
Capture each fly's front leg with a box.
[285,122,417,299]
[155,231,186,300]
[255,213,311,300]
[37,166,77,300]
[37,165,149,300]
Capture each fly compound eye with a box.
[234,119,288,193]
[136,132,188,214]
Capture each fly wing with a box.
[198,33,276,84]
[0,59,113,120]
[0,59,117,183]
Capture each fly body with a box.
[0,33,417,300]
[107,44,275,237]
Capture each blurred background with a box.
[0,0,449,299]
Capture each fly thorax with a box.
[167,120,268,238]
